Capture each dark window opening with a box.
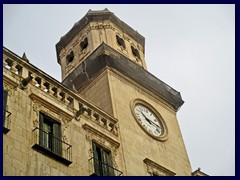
[116,35,126,49]
[131,46,140,59]
[80,38,88,52]
[66,51,74,64]
[39,113,62,155]
[92,142,115,176]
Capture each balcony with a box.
[88,157,123,176]
[32,127,72,165]
[3,109,11,134]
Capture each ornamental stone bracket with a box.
[143,158,176,176]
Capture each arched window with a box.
[116,35,126,49]
[66,51,74,64]
[80,37,88,52]
[131,46,140,59]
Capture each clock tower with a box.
[56,9,192,175]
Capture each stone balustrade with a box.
[3,48,118,136]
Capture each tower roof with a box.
[56,9,145,63]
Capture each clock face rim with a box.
[130,99,168,141]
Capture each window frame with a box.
[32,112,72,165]
[92,141,115,176]
[39,112,62,156]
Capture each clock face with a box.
[134,104,163,137]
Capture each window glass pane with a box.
[53,123,61,155]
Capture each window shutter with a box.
[107,154,114,176]
[101,149,114,176]
[101,149,109,176]
[92,142,101,176]
[39,113,44,147]
[3,90,8,110]
[53,123,61,155]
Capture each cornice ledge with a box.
[82,123,120,148]
[3,74,19,88]
[29,93,73,121]
[143,158,176,176]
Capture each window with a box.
[131,46,140,59]
[3,90,11,133]
[80,37,88,52]
[92,142,114,176]
[116,35,126,49]
[39,112,62,155]
[66,51,74,64]
[32,112,72,165]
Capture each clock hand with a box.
[141,112,152,125]
[141,112,161,129]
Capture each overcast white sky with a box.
[3,4,235,176]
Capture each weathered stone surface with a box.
[62,43,184,111]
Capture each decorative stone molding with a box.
[3,73,19,97]
[31,100,70,144]
[82,123,120,148]
[29,93,73,122]
[143,158,176,176]
[84,123,121,172]
[3,75,18,89]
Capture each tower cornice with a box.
[62,43,184,111]
[56,9,145,64]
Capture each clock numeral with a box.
[135,108,140,112]
[136,114,140,118]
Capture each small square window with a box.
[66,51,74,64]
[80,37,88,52]
[116,35,126,49]
[131,46,140,59]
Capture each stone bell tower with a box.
[56,9,192,175]
[56,8,151,115]
[56,8,146,81]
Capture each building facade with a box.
[3,9,197,176]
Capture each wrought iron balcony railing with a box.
[3,109,11,133]
[89,157,123,176]
[32,127,72,165]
